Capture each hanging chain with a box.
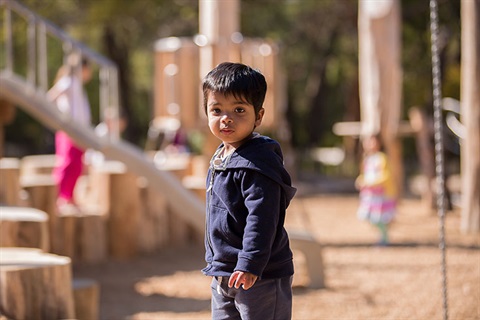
[429,1,449,319]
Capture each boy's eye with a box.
[210,108,221,114]
[235,107,245,113]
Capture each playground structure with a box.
[0,1,324,318]
[0,0,478,319]
[150,1,291,159]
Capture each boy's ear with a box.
[255,108,265,126]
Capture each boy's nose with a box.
[221,114,233,123]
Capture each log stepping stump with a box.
[0,247,75,320]
[20,154,57,177]
[51,208,107,265]
[72,278,100,320]
[87,161,141,259]
[0,158,21,206]
[0,206,49,251]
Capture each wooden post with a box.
[408,107,436,208]
[358,0,404,197]
[0,248,75,320]
[460,0,480,232]
[0,206,49,251]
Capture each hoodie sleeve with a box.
[235,170,282,276]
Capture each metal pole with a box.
[37,21,48,92]
[4,5,13,73]
[27,13,36,88]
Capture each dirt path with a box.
[74,190,480,319]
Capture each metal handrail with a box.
[0,0,120,139]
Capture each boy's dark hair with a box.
[202,62,267,115]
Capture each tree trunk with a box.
[102,25,138,143]
[460,0,480,233]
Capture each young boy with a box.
[202,62,297,319]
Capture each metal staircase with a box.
[0,0,120,138]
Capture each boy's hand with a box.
[228,271,258,290]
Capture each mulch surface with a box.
[74,181,480,320]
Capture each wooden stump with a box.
[108,170,141,259]
[21,175,58,251]
[0,206,49,251]
[0,247,74,320]
[88,161,141,259]
[0,158,21,206]
[20,154,57,177]
[138,179,169,253]
[72,278,100,320]
[21,174,57,217]
[51,209,107,264]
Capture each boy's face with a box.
[206,91,264,150]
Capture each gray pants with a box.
[211,275,293,320]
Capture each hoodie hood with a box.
[213,134,297,206]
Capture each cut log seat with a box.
[0,206,49,251]
[0,247,74,320]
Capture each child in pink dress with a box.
[356,135,397,245]
[48,57,92,212]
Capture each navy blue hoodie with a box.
[202,134,297,279]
